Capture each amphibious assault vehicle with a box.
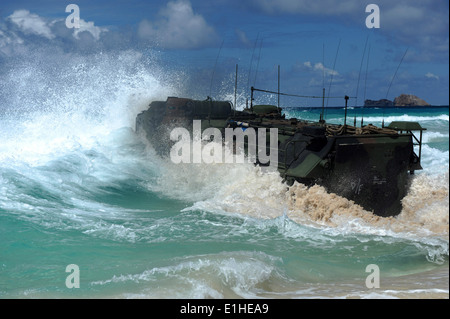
[136,87,425,217]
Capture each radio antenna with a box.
[247,32,260,92]
[320,43,325,123]
[355,35,369,107]
[325,39,341,117]
[386,48,408,100]
[361,44,371,127]
[383,47,409,126]
[253,38,264,87]
[209,39,225,98]
[234,64,238,114]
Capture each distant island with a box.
[365,94,430,107]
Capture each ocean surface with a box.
[0,51,448,299]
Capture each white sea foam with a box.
[90,251,284,298]
[0,49,178,166]
[362,114,449,123]
[422,131,450,144]
[152,149,448,260]
[1,46,448,299]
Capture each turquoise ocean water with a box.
[0,52,448,299]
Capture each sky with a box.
[0,0,449,107]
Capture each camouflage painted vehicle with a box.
[136,91,425,217]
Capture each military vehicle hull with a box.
[136,96,425,217]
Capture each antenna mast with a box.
[234,64,238,115]
[326,39,341,112]
[278,65,281,112]
[247,32,260,93]
[361,44,371,127]
[320,43,325,123]
[384,47,409,127]
[209,39,225,98]
[386,48,409,100]
[355,36,369,107]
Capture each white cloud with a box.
[7,10,54,39]
[0,29,24,46]
[138,0,218,49]
[0,29,25,56]
[235,29,251,47]
[73,19,108,41]
[5,9,107,44]
[425,72,439,80]
[304,61,338,76]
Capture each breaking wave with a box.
[0,45,448,299]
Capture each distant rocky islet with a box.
[365,94,431,107]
